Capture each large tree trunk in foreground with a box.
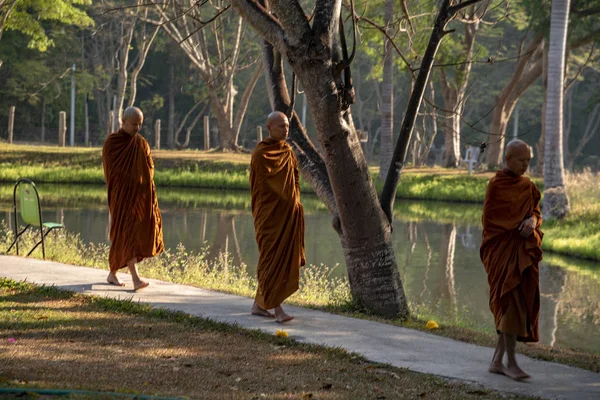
[234,0,483,317]
[543,0,571,220]
[238,0,408,317]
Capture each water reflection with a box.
[1,189,599,353]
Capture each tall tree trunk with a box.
[543,0,571,220]
[379,0,394,180]
[535,41,549,175]
[438,12,480,168]
[300,64,407,316]
[486,37,544,167]
[439,69,462,168]
[168,63,175,149]
[232,61,264,143]
[128,2,162,107]
[116,20,136,124]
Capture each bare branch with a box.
[356,15,413,72]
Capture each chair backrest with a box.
[16,180,42,226]
[464,146,480,161]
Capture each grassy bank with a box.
[1,226,598,373]
[1,143,598,260]
[0,143,494,201]
[1,279,523,400]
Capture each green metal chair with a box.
[6,178,64,259]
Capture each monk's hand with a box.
[518,216,537,237]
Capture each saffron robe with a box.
[102,129,164,272]
[480,168,543,342]
[250,138,305,309]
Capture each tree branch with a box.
[269,0,311,46]
[230,0,287,54]
[448,0,484,15]
[380,0,482,223]
[233,60,264,138]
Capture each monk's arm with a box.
[293,153,300,196]
[531,183,542,228]
[481,182,495,230]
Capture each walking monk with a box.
[250,111,305,323]
[102,106,164,290]
[481,139,543,380]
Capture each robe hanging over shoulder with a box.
[102,129,164,272]
[250,138,305,309]
[480,168,543,342]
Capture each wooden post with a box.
[41,99,46,142]
[256,126,263,143]
[154,119,161,150]
[203,116,210,150]
[108,111,114,135]
[58,111,66,147]
[8,106,15,144]
[84,97,90,146]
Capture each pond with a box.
[1,183,599,354]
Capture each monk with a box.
[250,111,305,323]
[481,139,543,381]
[102,106,164,290]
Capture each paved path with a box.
[1,255,598,399]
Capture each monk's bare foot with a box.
[133,280,149,291]
[251,303,275,318]
[505,364,530,381]
[488,362,507,376]
[107,272,125,287]
[274,306,294,323]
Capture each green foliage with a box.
[4,0,93,51]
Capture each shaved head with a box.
[267,111,286,125]
[121,106,144,135]
[123,106,143,121]
[266,111,289,141]
[504,139,532,176]
[505,139,530,157]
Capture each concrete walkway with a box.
[1,255,598,399]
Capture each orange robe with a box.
[480,168,543,342]
[102,129,164,272]
[250,138,305,309]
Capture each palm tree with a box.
[379,0,394,179]
[543,0,571,220]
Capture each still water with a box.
[1,184,599,353]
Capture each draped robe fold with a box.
[250,138,305,309]
[102,129,164,272]
[480,169,543,342]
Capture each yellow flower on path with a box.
[426,320,439,330]
[275,329,289,338]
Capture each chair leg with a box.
[40,224,45,260]
[27,227,60,258]
[6,225,30,255]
